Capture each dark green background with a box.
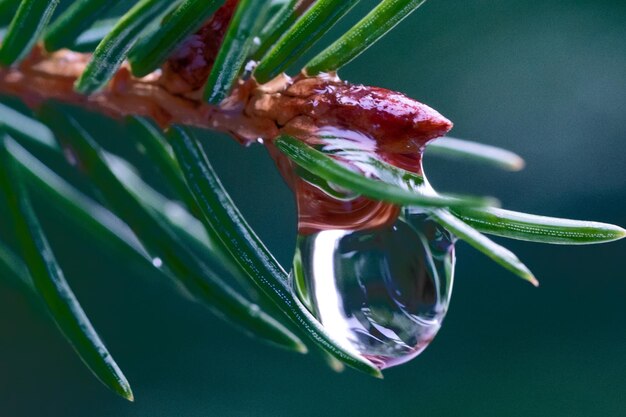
[1,0,625,415]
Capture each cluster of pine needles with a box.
[0,0,623,400]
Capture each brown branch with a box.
[0,46,279,144]
[0,46,452,154]
[0,46,454,234]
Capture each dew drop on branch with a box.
[292,209,455,369]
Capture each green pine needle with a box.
[43,0,121,52]
[452,207,626,245]
[204,0,270,103]
[305,0,427,75]
[0,101,58,150]
[254,0,360,83]
[427,137,526,171]
[430,209,539,287]
[75,0,178,94]
[168,125,382,378]
[0,136,135,401]
[0,0,59,66]
[128,0,223,78]
[252,0,314,60]
[274,135,497,209]
[124,116,258,290]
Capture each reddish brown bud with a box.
[161,0,240,93]
[249,76,453,155]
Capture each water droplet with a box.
[164,201,187,221]
[152,257,163,268]
[244,59,258,76]
[292,208,455,369]
[267,122,455,368]
[62,146,79,167]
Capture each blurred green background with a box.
[1,0,626,415]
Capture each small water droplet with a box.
[164,201,187,221]
[63,147,79,167]
[152,257,163,268]
[249,303,261,317]
[292,209,455,369]
[244,60,258,76]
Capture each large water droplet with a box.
[292,208,455,369]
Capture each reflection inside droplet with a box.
[292,209,455,369]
